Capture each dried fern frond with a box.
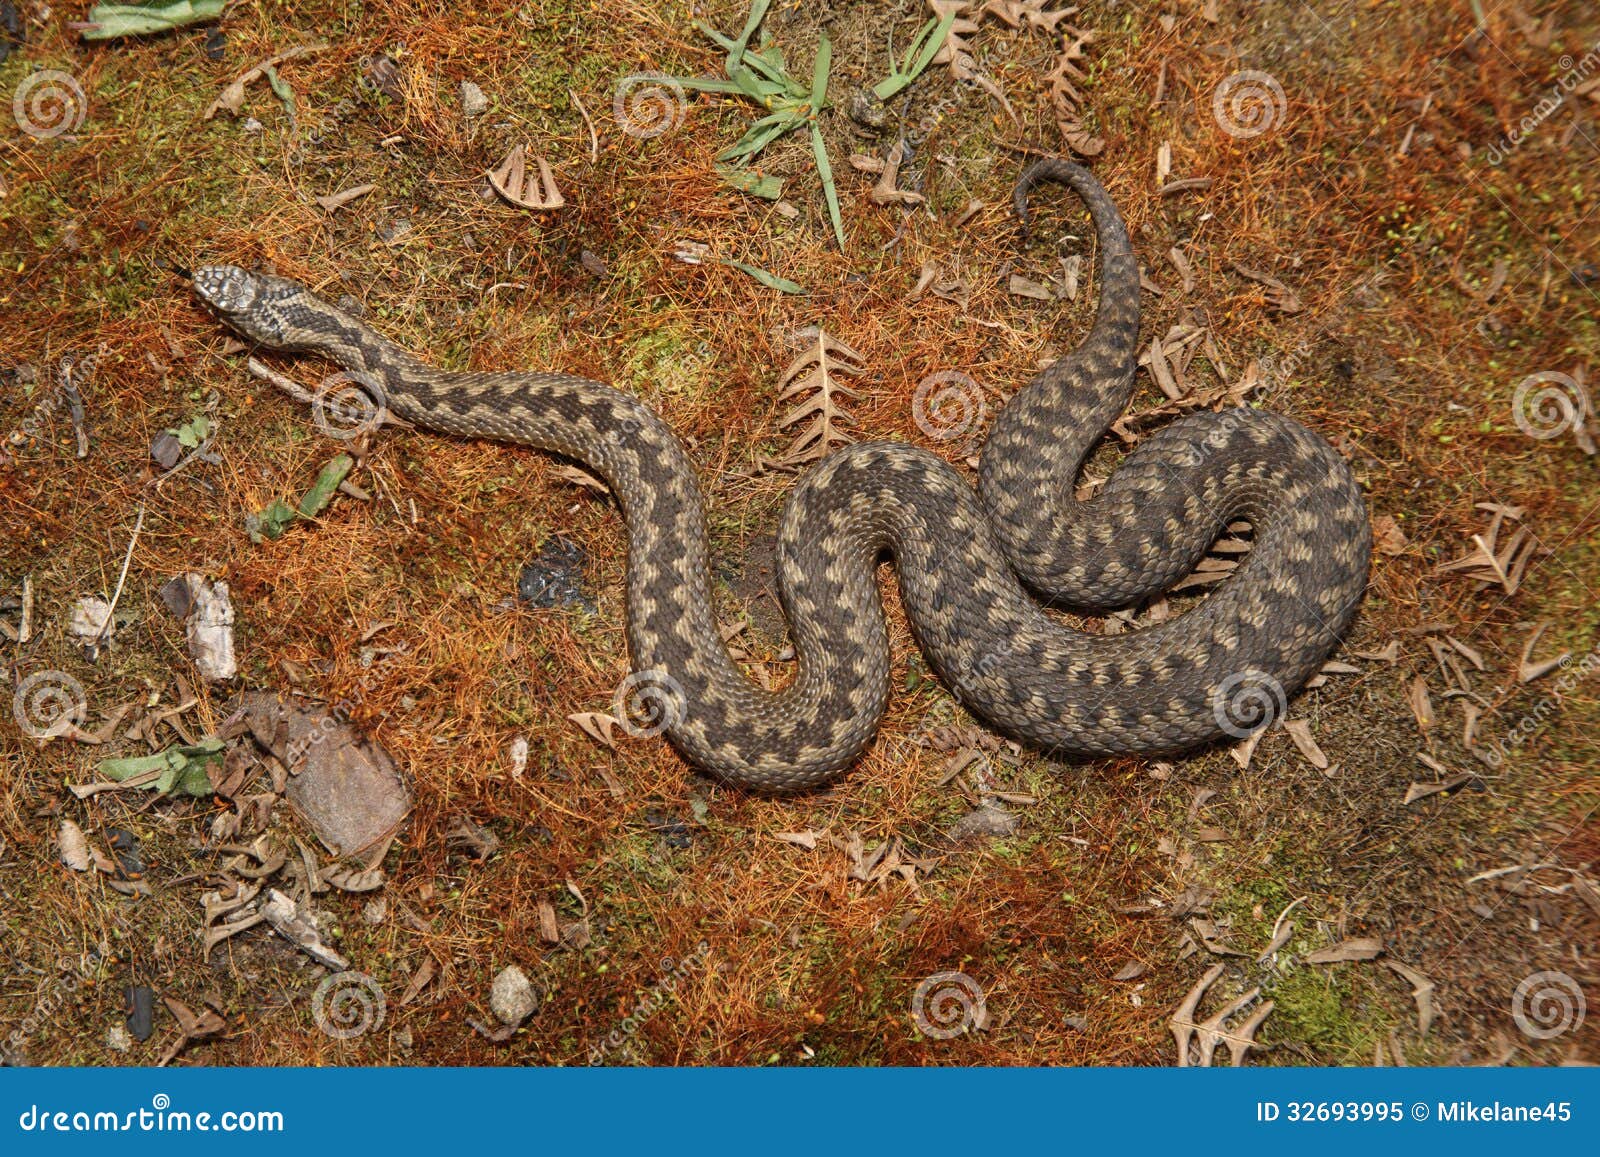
[763,328,866,468]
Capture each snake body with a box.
[194,160,1370,793]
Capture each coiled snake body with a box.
[195,160,1370,793]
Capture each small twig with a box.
[246,357,319,405]
[569,88,599,162]
[18,575,33,644]
[148,435,219,489]
[59,357,89,458]
[246,358,412,428]
[67,769,163,799]
[96,504,145,650]
[1159,177,1215,196]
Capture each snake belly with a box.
[193,159,1371,793]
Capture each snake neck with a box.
[306,311,432,405]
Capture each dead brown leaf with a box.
[764,327,865,468]
[1305,936,1384,964]
[487,144,565,210]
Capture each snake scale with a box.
[194,159,1371,793]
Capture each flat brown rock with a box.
[233,692,410,859]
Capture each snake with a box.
[193,159,1371,793]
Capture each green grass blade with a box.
[729,0,774,67]
[718,115,796,161]
[731,48,796,92]
[810,123,845,252]
[907,12,956,80]
[694,21,738,53]
[672,76,746,95]
[809,30,831,108]
[871,13,955,100]
[721,258,805,295]
[729,65,785,104]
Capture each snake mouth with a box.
[192,264,258,315]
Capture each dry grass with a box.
[1,0,1596,1067]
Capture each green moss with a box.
[1262,965,1384,1062]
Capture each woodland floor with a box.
[1,0,1597,1066]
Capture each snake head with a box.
[192,265,312,349]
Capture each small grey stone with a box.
[948,802,1019,843]
[489,965,537,1026]
[460,80,487,117]
[158,574,194,619]
[846,89,887,131]
[150,430,183,471]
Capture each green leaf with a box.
[168,414,211,449]
[720,259,805,295]
[99,738,222,797]
[296,453,354,519]
[246,453,353,543]
[718,115,795,161]
[78,0,227,41]
[731,51,797,94]
[248,497,298,543]
[716,165,785,200]
[693,5,797,96]
[672,76,747,95]
[728,65,784,104]
[264,64,296,116]
[907,12,957,78]
[810,123,846,252]
[728,0,774,70]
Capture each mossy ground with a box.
[0,0,1595,1066]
